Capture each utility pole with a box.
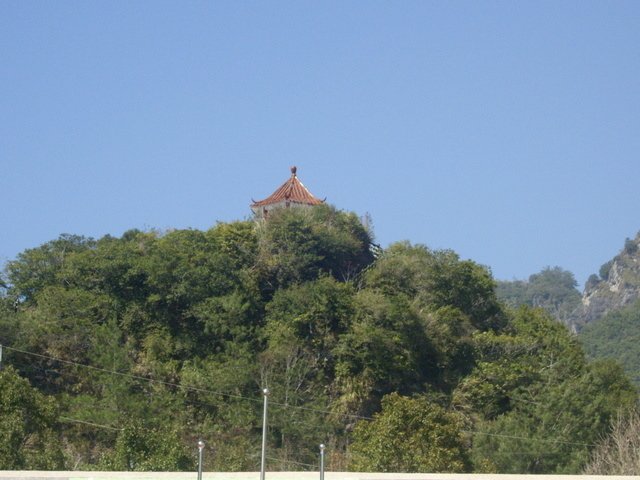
[197,440,204,480]
[260,388,269,480]
[319,444,325,480]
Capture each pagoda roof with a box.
[251,166,324,208]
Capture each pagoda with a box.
[251,166,324,218]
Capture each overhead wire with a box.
[3,344,372,420]
[59,416,122,431]
[266,456,318,469]
[2,343,599,450]
[7,355,266,420]
[461,430,595,447]
[3,345,260,404]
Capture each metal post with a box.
[319,444,325,480]
[0,344,3,370]
[197,440,204,480]
[260,388,269,480]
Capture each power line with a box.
[59,416,122,431]
[2,344,600,449]
[462,430,595,447]
[9,357,329,425]
[4,345,260,401]
[266,456,318,469]
[270,399,371,420]
[3,344,372,420]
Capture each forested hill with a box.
[495,233,640,390]
[496,233,640,333]
[576,234,640,388]
[580,299,640,386]
[496,267,582,330]
[0,205,636,474]
[576,232,640,327]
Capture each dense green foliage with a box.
[464,309,635,473]
[0,367,64,469]
[350,393,470,472]
[0,205,635,473]
[496,266,581,326]
[580,300,640,386]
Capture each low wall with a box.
[0,473,637,480]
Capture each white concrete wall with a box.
[0,473,637,480]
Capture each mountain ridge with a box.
[572,233,640,330]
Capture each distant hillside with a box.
[497,234,640,333]
[491,235,640,391]
[580,299,640,387]
[572,233,640,330]
[496,267,581,329]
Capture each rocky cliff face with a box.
[572,233,640,330]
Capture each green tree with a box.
[259,277,354,466]
[99,421,194,471]
[333,289,435,417]
[467,308,637,473]
[496,266,581,325]
[365,242,504,331]
[472,359,636,473]
[0,367,64,469]
[255,205,375,292]
[350,393,471,473]
[6,234,95,304]
[580,299,640,386]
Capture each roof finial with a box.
[291,166,297,176]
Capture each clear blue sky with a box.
[1,1,639,288]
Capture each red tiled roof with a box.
[251,166,324,208]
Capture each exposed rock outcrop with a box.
[572,233,640,330]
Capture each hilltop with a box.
[0,206,636,474]
[574,233,640,329]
